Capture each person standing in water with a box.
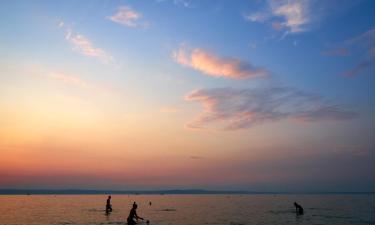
[127,202,144,225]
[106,195,112,213]
[294,202,304,215]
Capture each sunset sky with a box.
[1,0,374,192]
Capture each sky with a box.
[0,0,374,192]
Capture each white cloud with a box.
[245,0,311,34]
[270,0,310,33]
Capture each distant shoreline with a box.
[0,189,374,195]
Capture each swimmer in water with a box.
[127,202,144,225]
[294,202,304,215]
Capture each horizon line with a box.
[0,188,374,195]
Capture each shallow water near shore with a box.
[0,194,374,225]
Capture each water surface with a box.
[0,194,374,225]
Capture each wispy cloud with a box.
[185,86,357,130]
[47,72,87,88]
[156,0,193,8]
[245,0,311,34]
[343,60,375,77]
[322,48,349,57]
[25,63,115,94]
[60,22,114,64]
[172,46,269,79]
[108,6,145,28]
[66,32,114,64]
[245,12,269,22]
[347,27,375,50]
[342,28,375,76]
[44,70,116,94]
[173,0,193,8]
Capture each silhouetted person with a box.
[127,202,144,225]
[149,201,152,206]
[106,195,112,213]
[294,202,304,215]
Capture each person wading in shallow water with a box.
[127,202,144,225]
[294,202,304,215]
[106,196,112,213]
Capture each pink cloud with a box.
[59,22,114,64]
[173,46,268,79]
[66,32,114,64]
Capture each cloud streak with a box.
[343,60,375,77]
[342,27,375,76]
[59,22,114,64]
[185,87,357,130]
[47,72,88,88]
[65,30,114,64]
[108,6,144,28]
[156,0,193,8]
[173,46,269,79]
[322,48,349,57]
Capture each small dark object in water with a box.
[294,202,304,215]
[149,201,152,206]
[146,220,150,224]
[160,208,176,211]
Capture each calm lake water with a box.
[0,194,374,225]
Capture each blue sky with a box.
[0,0,374,191]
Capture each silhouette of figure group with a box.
[105,197,146,224]
[106,196,304,224]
